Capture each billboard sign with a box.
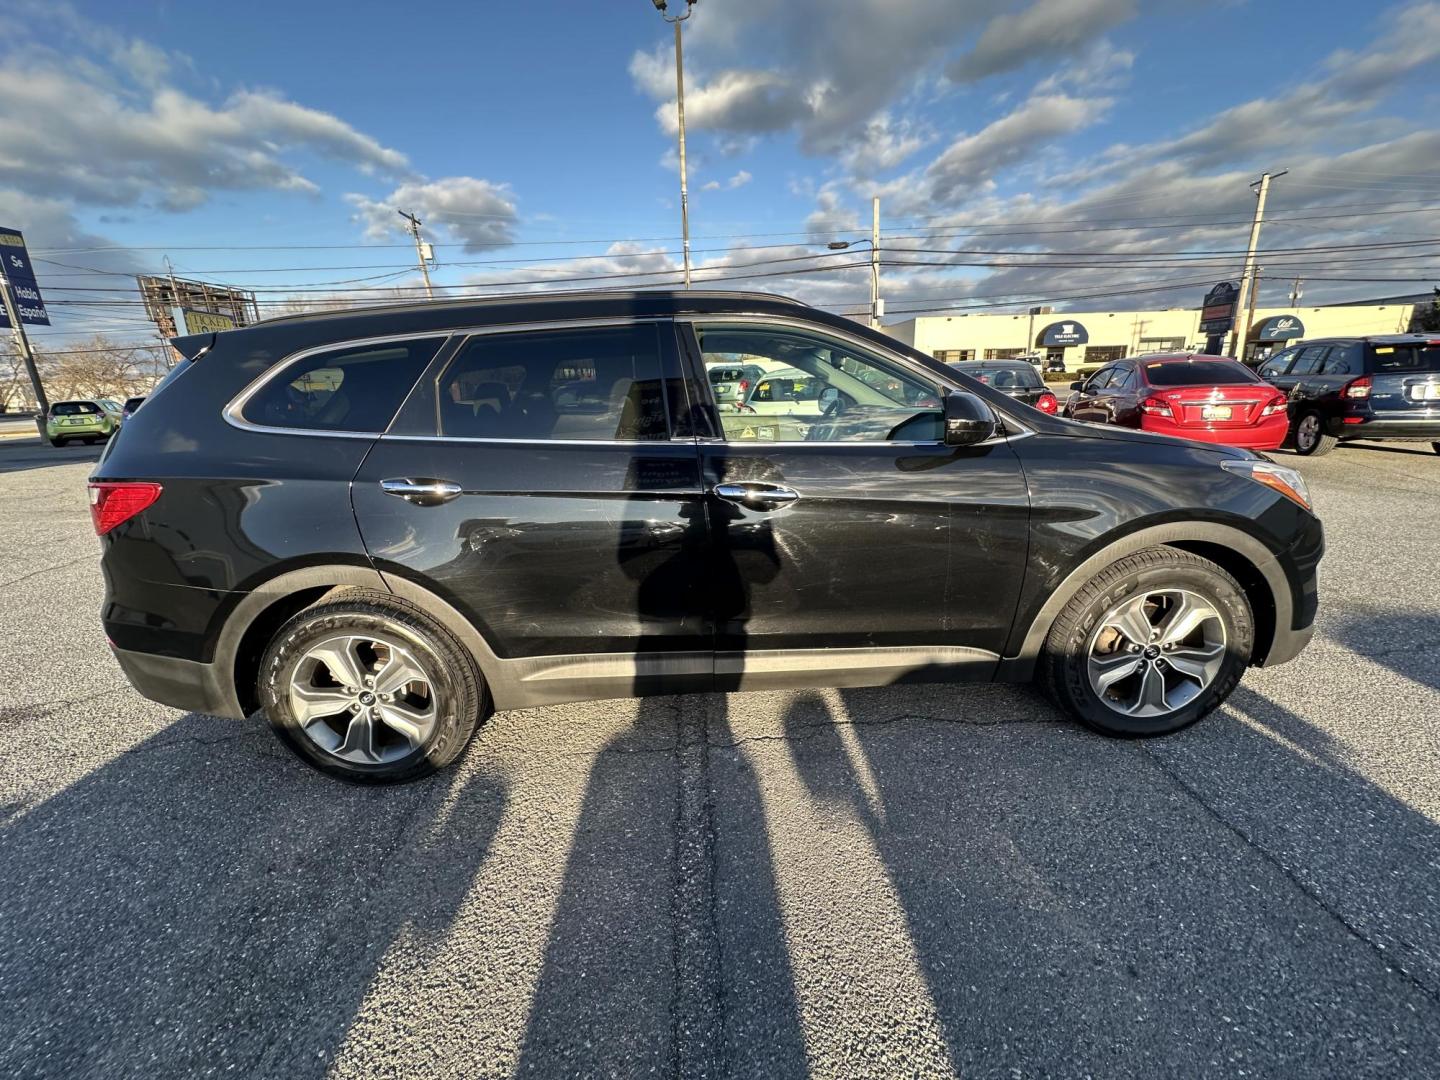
[181,309,238,335]
[0,226,51,327]
[1199,281,1238,334]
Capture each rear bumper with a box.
[1140,413,1289,450]
[110,646,246,719]
[48,423,109,437]
[1330,415,1440,440]
[1258,619,1314,667]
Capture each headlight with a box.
[1220,458,1312,511]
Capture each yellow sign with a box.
[181,309,237,335]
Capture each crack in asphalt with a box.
[706,710,1054,748]
[1138,742,1440,1010]
[0,554,93,591]
[0,683,131,727]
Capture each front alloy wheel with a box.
[1041,548,1253,736]
[1086,589,1226,718]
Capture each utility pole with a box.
[1228,169,1285,362]
[397,210,434,299]
[653,0,696,287]
[870,196,881,328]
[0,271,48,438]
[1289,276,1304,309]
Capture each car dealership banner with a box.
[0,226,51,327]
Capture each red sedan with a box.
[1065,353,1289,450]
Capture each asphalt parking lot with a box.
[1,435,1438,1079]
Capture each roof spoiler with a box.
[168,332,215,361]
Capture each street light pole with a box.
[653,0,696,288]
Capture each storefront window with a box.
[1084,346,1128,364]
[932,349,975,362]
[983,348,1025,360]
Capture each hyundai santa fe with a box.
[91,291,1323,783]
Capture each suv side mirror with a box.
[1069,380,1085,391]
[943,391,998,447]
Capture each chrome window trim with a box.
[675,312,1035,445]
[222,330,454,440]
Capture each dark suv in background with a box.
[92,291,1322,783]
[1256,334,1440,455]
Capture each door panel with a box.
[682,319,1031,670]
[351,320,710,665]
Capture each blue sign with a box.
[1037,320,1088,347]
[0,226,51,327]
[1253,314,1304,342]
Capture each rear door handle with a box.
[713,481,800,509]
[380,477,463,506]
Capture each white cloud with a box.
[346,178,518,252]
[947,0,1138,83]
[700,169,752,192]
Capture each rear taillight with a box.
[1261,395,1288,417]
[88,482,162,535]
[739,379,749,393]
[1036,391,1059,414]
[1343,376,1372,400]
[1139,396,1173,417]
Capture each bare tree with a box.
[35,335,168,402]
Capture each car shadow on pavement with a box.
[0,711,507,1080]
[744,685,1440,1077]
[1328,606,1440,694]
[0,442,103,476]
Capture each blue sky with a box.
[2,0,1438,343]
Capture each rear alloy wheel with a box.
[1292,411,1337,456]
[260,592,485,783]
[1041,548,1253,736]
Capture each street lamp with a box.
[652,0,697,288]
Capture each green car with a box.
[46,399,123,447]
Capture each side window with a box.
[438,324,669,441]
[1086,367,1115,391]
[1320,343,1360,375]
[694,323,943,443]
[1259,348,1297,378]
[1114,367,1139,391]
[1288,346,1329,376]
[243,337,444,433]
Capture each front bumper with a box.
[111,646,246,719]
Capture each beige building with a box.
[885,301,1417,371]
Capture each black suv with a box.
[92,291,1323,782]
[1256,334,1440,455]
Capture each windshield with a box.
[51,401,99,415]
[1145,360,1257,387]
[1372,344,1440,373]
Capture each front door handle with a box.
[381,477,463,506]
[713,481,800,509]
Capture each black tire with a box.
[82,437,96,445]
[49,437,65,448]
[259,590,486,783]
[1432,442,1440,456]
[1291,410,1337,456]
[1039,548,1253,737]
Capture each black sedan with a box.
[951,359,1059,414]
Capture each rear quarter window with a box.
[1370,344,1440,373]
[241,337,444,433]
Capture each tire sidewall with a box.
[1055,561,1253,737]
[260,603,477,783]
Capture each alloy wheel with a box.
[1086,588,1227,718]
[1295,413,1320,451]
[287,632,437,764]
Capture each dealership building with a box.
[884,299,1420,371]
